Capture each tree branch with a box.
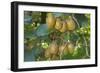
[72,14,89,57]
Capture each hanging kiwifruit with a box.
[63,43,69,55]
[66,16,76,31]
[59,21,67,32]
[59,43,68,55]
[51,55,59,60]
[46,13,56,29]
[44,48,51,59]
[59,44,66,55]
[49,41,59,55]
[67,42,75,54]
[55,17,62,30]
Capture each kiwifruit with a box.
[59,44,66,55]
[49,41,59,55]
[66,16,76,31]
[63,44,69,55]
[59,43,68,55]
[51,55,59,60]
[59,21,67,32]
[46,13,56,29]
[44,48,51,58]
[67,42,75,54]
[55,17,62,30]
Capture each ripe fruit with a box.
[46,13,56,29]
[51,55,59,60]
[45,41,59,59]
[59,21,67,32]
[59,43,68,55]
[67,42,75,54]
[66,16,76,31]
[55,18,62,30]
[45,49,51,58]
[49,41,59,55]
[59,44,66,55]
[63,44,69,55]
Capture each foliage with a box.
[24,11,90,61]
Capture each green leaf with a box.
[74,14,88,27]
[35,24,51,37]
[24,31,37,39]
[63,33,69,41]
[24,47,44,61]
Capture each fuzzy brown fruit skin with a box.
[45,41,59,59]
[66,16,76,31]
[49,41,59,55]
[63,44,69,55]
[59,21,67,32]
[59,43,68,55]
[45,49,51,59]
[46,13,56,29]
[67,42,75,54]
[51,55,59,60]
[55,18,62,30]
[59,44,66,55]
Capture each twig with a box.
[72,14,89,57]
[72,14,80,28]
[82,35,89,57]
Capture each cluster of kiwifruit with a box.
[46,13,76,32]
[44,41,75,60]
[45,13,76,60]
